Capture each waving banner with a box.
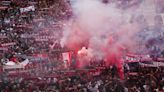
[20,6,35,13]
[3,59,29,69]
[16,54,48,61]
[1,42,16,46]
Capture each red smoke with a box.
[61,0,146,79]
[104,36,125,79]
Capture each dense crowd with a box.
[0,66,163,92]
[0,0,163,65]
[0,0,163,92]
[0,0,71,66]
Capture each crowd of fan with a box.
[0,66,163,92]
[0,0,71,66]
[0,0,163,92]
[0,0,163,64]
